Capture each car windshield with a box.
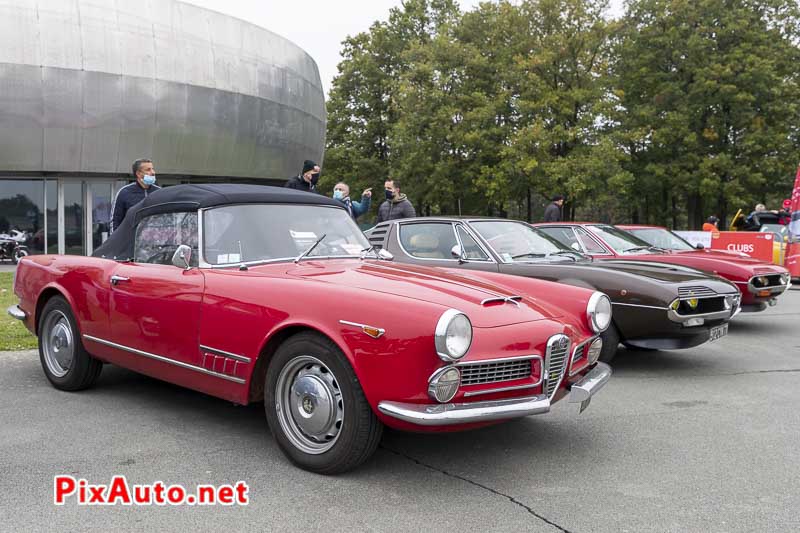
[589,225,660,254]
[470,220,584,262]
[760,224,788,241]
[203,204,370,265]
[627,228,695,251]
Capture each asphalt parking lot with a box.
[1,290,798,532]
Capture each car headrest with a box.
[408,233,439,252]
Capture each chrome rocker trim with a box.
[377,362,612,426]
[84,335,246,384]
[7,304,26,321]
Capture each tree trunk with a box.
[526,186,531,222]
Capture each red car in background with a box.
[534,222,791,312]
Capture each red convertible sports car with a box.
[535,222,791,312]
[9,184,612,474]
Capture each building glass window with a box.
[46,180,58,254]
[0,179,45,256]
[63,181,85,256]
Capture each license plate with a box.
[709,324,728,342]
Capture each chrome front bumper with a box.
[7,305,26,321]
[377,362,612,426]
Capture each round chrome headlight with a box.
[780,272,790,285]
[586,292,612,333]
[428,366,461,403]
[435,309,473,361]
[587,337,603,365]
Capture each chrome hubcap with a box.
[275,356,344,454]
[42,310,74,378]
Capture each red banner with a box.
[790,166,800,240]
[709,231,774,263]
[786,165,800,278]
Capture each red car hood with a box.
[284,260,565,327]
[625,251,786,276]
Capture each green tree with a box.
[323,0,460,215]
[614,0,800,228]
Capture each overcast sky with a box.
[183,0,624,97]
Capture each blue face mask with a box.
[385,189,394,200]
[142,174,157,186]
[333,190,344,200]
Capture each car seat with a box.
[407,232,446,258]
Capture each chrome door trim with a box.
[199,344,252,363]
[84,335,245,384]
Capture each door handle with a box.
[110,275,130,286]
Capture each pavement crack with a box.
[724,368,800,376]
[380,445,572,533]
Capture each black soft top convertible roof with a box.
[93,183,341,260]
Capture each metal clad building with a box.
[0,0,326,256]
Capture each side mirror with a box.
[171,244,192,269]
[377,249,394,261]
[570,242,582,251]
[695,243,705,250]
[451,244,467,263]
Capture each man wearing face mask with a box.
[332,182,372,220]
[110,158,160,233]
[376,178,416,223]
[285,160,321,193]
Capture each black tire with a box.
[12,248,28,264]
[598,323,620,363]
[264,332,383,474]
[37,296,102,391]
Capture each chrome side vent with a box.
[544,334,570,398]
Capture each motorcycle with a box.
[0,237,28,264]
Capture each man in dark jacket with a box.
[543,194,564,222]
[110,158,160,233]
[285,160,320,192]
[376,179,416,223]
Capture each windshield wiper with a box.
[623,245,668,253]
[294,234,327,263]
[547,250,581,261]
[511,252,547,259]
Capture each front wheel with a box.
[265,332,383,474]
[12,247,28,264]
[38,296,102,390]
[598,323,620,363]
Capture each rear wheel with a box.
[38,296,102,390]
[598,323,620,363]
[265,332,383,474]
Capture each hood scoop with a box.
[481,295,523,307]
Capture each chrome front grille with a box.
[459,358,532,386]
[544,334,571,398]
[678,286,716,298]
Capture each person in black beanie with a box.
[285,160,321,192]
[543,194,564,222]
